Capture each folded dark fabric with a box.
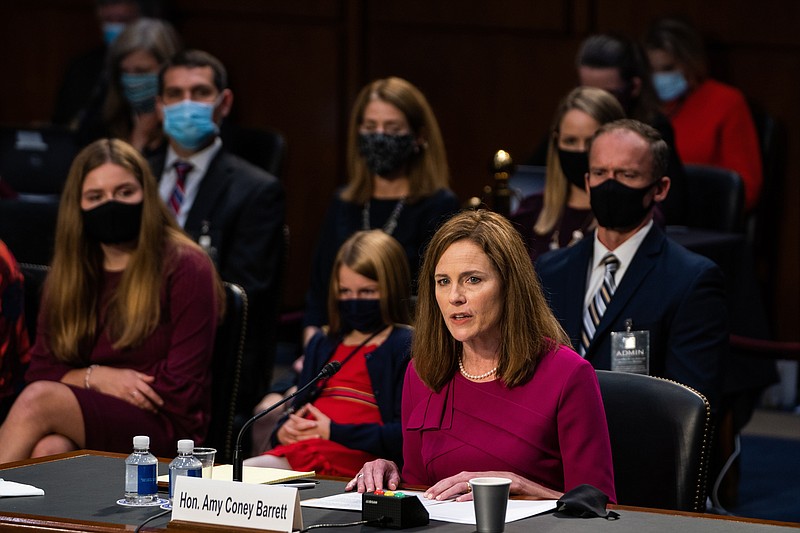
[555,484,620,519]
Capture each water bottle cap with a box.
[177,439,195,453]
[133,435,150,448]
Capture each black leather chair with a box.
[18,262,49,342]
[205,282,249,464]
[0,125,77,195]
[508,164,546,214]
[0,196,59,265]
[684,164,745,233]
[221,124,287,179]
[596,370,712,512]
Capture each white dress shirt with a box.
[583,220,654,309]
[158,137,223,228]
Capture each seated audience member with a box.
[536,119,727,407]
[576,33,688,224]
[347,210,615,502]
[645,16,762,211]
[0,139,222,461]
[304,77,459,346]
[245,230,412,477]
[77,18,182,153]
[511,86,624,260]
[53,0,145,128]
[150,49,285,414]
[0,241,31,422]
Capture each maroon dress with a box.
[25,243,218,457]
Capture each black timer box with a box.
[362,491,429,529]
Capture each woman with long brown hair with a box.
[304,77,459,345]
[0,138,222,460]
[347,210,615,502]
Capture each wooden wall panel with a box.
[0,0,796,338]
[368,1,568,31]
[0,2,99,123]
[173,9,349,309]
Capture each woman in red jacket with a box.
[645,16,762,211]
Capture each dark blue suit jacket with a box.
[535,224,727,407]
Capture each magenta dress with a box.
[25,243,218,457]
[401,344,616,501]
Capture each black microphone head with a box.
[320,360,342,378]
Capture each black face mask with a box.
[358,133,417,177]
[590,179,656,230]
[557,149,589,189]
[82,201,143,244]
[338,299,385,333]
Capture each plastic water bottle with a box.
[124,435,158,504]
[168,439,202,500]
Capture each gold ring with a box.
[466,481,472,493]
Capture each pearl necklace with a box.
[458,356,498,381]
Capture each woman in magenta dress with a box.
[347,210,616,502]
[0,138,223,460]
[245,230,413,476]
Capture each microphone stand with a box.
[232,361,341,482]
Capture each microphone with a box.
[232,360,342,482]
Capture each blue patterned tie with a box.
[580,253,620,356]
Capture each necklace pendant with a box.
[361,197,406,236]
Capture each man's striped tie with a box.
[169,161,193,216]
[580,253,620,356]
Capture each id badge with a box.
[610,319,649,375]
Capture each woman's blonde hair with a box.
[535,87,625,236]
[327,230,412,336]
[413,210,569,392]
[342,77,449,204]
[45,138,220,365]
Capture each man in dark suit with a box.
[151,49,285,416]
[536,119,726,407]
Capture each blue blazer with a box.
[535,224,727,408]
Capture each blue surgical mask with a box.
[162,99,219,152]
[120,72,159,113]
[652,71,689,102]
[102,22,126,46]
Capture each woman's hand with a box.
[345,459,401,493]
[129,111,161,152]
[275,403,331,444]
[89,366,163,413]
[424,471,563,502]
